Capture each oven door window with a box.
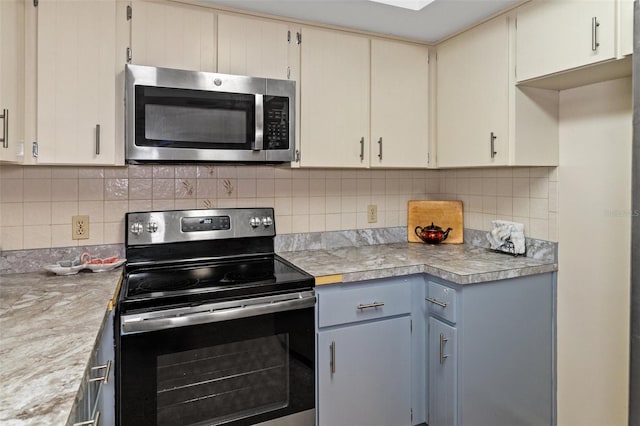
[117,307,314,426]
[135,86,256,150]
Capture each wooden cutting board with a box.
[407,200,464,244]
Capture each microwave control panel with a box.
[264,96,289,150]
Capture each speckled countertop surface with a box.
[0,269,122,426]
[278,242,557,285]
[0,240,556,425]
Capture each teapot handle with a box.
[414,226,424,239]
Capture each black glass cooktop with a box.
[120,255,314,312]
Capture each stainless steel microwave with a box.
[125,64,295,163]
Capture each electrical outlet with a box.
[72,215,90,240]
[367,205,377,223]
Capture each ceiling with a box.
[201,0,523,43]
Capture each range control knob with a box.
[147,221,158,233]
[130,222,144,235]
[249,217,261,228]
[262,216,273,227]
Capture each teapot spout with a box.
[442,227,453,241]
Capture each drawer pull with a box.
[88,360,111,384]
[73,410,100,426]
[439,333,449,365]
[356,301,385,310]
[425,297,447,308]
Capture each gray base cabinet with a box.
[68,309,115,426]
[426,273,555,426]
[316,277,418,426]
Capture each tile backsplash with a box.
[0,164,557,251]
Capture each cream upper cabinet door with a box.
[436,16,509,168]
[0,0,25,163]
[217,14,292,80]
[299,27,369,168]
[516,0,616,82]
[130,0,216,72]
[36,0,117,165]
[370,39,429,168]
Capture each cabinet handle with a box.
[330,341,336,375]
[73,410,100,426]
[592,17,600,51]
[425,297,447,308]
[439,333,449,365]
[88,360,111,384]
[359,137,364,161]
[490,132,497,158]
[377,137,382,160]
[356,301,385,310]
[95,124,101,155]
[1,109,8,148]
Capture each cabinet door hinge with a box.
[32,142,38,159]
[296,31,302,45]
[126,47,132,63]
[126,4,132,21]
[33,0,38,7]
[295,149,301,162]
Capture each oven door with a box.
[116,291,315,426]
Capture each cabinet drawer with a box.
[318,281,412,328]
[426,281,457,324]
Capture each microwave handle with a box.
[253,94,264,151]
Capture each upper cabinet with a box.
[35,0,121,165]
[436,14,559,168]
[217,14,296,80]
[299,27,370,168]
[370,39,429,168]
[299,27,430,168]
[129,0,216,72]
[436,16,510,167]
[515,0,632,85]
[0,0,25,163]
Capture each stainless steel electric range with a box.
[115,208,316,426]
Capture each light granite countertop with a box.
[0,239,557,425]
[278,242,558,285]
[0,269,122,426]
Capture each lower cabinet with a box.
[316,277,415,426]
[425,273,555,426]
[428,317,457,426]
[69,309,115,426]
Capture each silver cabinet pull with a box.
[490,132,497,158]
[73,410,100,426]
[330,341,336,375]
[88,360,111,384]
[425,297,447,308]
[592,17,600,51]
[95,124,101,155]
[359,136,364,161]
[1,109,8,148]
[439,333,449,365]
[377,137,382,160]
[356,301,385,310]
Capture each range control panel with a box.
[126,208,275,245]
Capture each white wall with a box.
[558,77,632,426]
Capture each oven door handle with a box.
[121,291,316,334]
